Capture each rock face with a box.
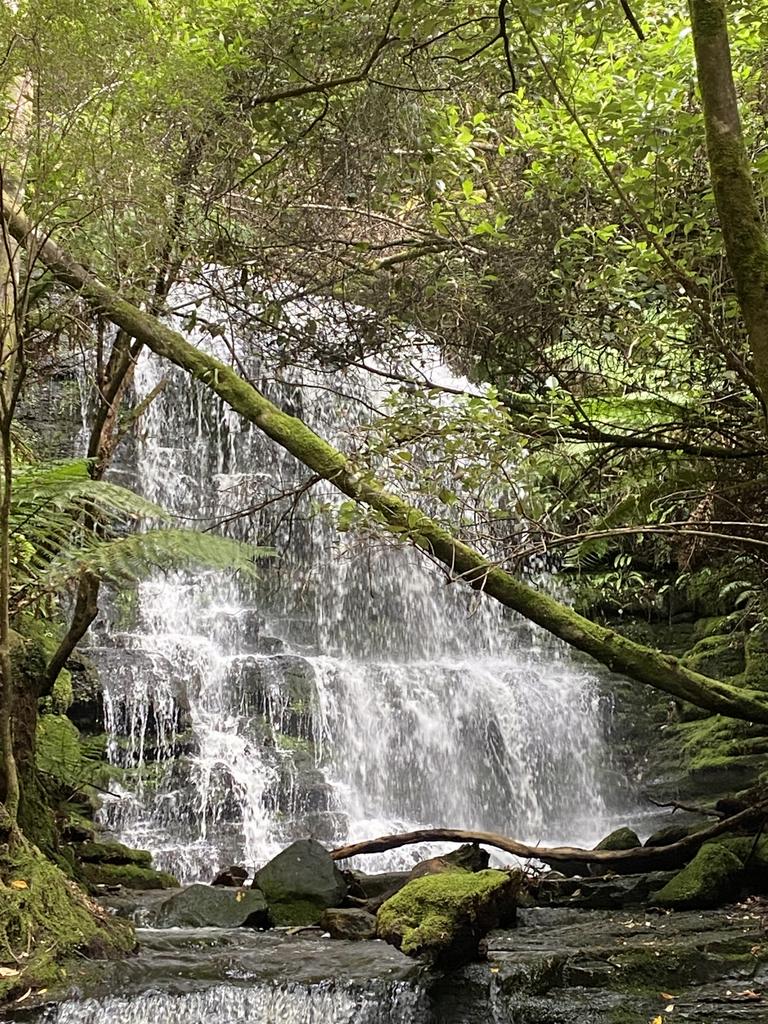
[253,839,347,926]
[376,868,521,968]
[152,883,270,928]
[654,842,744,908]
[319,908,377,940]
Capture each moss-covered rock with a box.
[253,839,346,926]
[376,868,520,967]
[319,907,377,940]
[151,884,269,928]
[594,827,640,851]
[74,841,152,868]
[744,626,768,690]
[80,863,179,890]
[682,633,745,679]
[0,828,134,1001]
[653,842,743,909]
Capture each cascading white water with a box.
[45,982,429,1024]
[91,285,611,882]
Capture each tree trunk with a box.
[0,67,33,820]
[689,0,768,412]
[6,202,768,722]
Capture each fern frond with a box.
[40,528,273,592]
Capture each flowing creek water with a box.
[22,290,623,1022]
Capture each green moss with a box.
[36,715,85,787]
[75,841,152,867]
[691,615,734,641]
[594,827,640,851]
[654,842,743,909]
[376,869,516,960]
[744,627,768,690]
[0,832,134,1000]
[268,897,328,927]
[682,633,745,679]
[80,862,178,890]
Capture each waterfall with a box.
[90,285,611,882]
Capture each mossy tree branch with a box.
[689,0,768,412]
[6,198,768,723]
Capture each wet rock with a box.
[534,870,676,909]
[589,826,643,876]
[66,654,103,733]
[75,840,153,867]
[253,838,347,926]
[152,883,270,928]
[286,810,348,846]
[377,868,521,968]
[411,844,490,878]
[643,822,705,847]
[212,865,248,887]
[347,870,411,901]
[82,862,179,889]
[594,826,640,851]
[237,654,317,737]
[319,907,377,940]
[654,842,743,908]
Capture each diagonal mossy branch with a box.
[5,197,768,722]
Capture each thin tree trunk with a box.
[6,203,768,722]
[0,68,32,819]
[689,0,768,411]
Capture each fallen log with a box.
[330,800,768,873]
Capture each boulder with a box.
[253,838,347,926]
[653,842,744,909]
[643,822,704,848]
[152,883,270,928]
[75,840,152,867]
[319,908,377,940]
[590,827,642,876]
[346,870,411,901]
[376,868,521,968]
[411,843,490,878]
[594,827,640,851]
[212,865,248,887]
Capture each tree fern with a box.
[9,459,272,609]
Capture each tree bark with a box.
[689,0,768,411]
[0,68,33,820]
[6,199,768,722]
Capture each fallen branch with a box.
[331,801,768,871]
[645,795,724,819]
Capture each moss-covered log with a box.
[6,200,768,721]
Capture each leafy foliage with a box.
[10,460,270,610]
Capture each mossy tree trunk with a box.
[689,0,768,413]
[7,203,768,723]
